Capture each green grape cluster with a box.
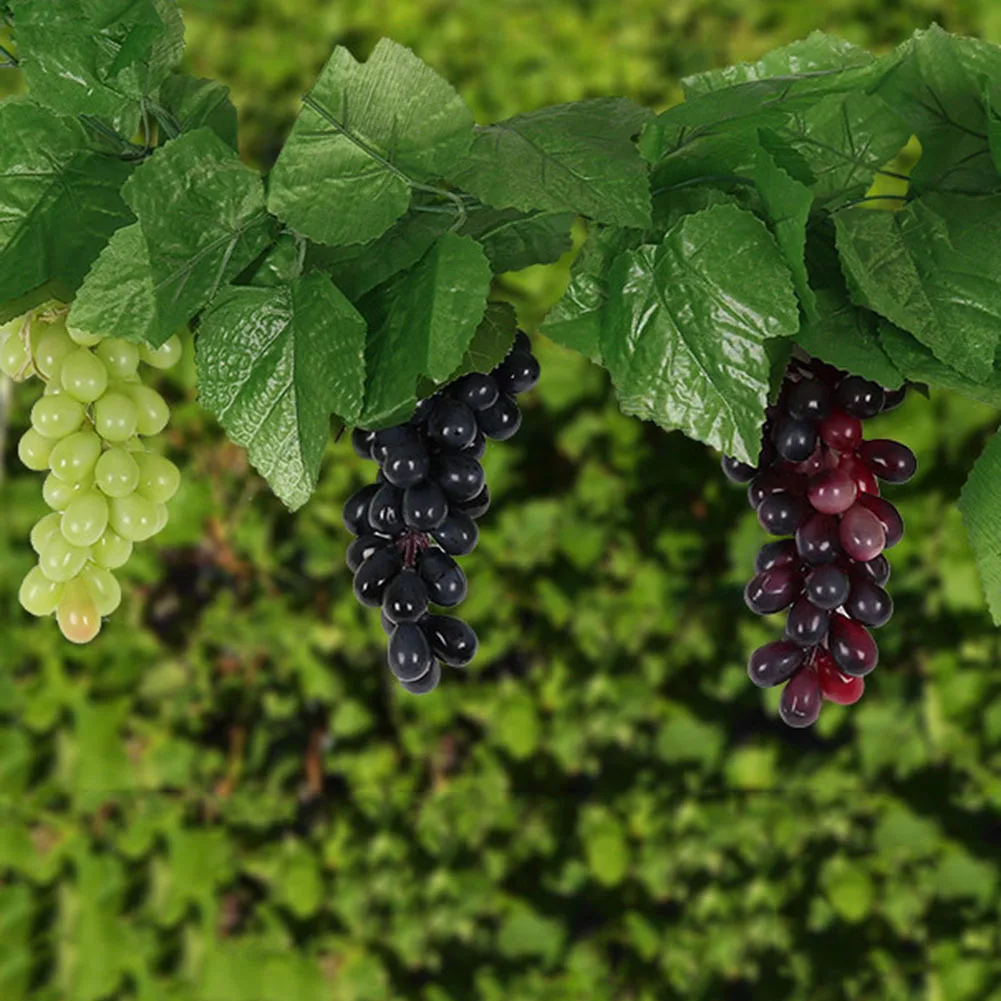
[1,306,182,644]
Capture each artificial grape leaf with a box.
[71,129,274,347]
[197,272,366,510]
[959,431,1001,625]
[268,38,474,247]
[241,235,303,289]
[425,301,518,392]
[448,98,653,228]
[835,193,1001,382]
[682,31,875,98]
[155,72,239,150]
[8,0,184,120]
[459,207,574,274]
[872,26,1001,195]
[305,210,452,301]
[601,204,799,463]
[0,101,134,306]
[357,232,492,428]
[540,225,649,365]
[796,291,903,389]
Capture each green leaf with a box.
[356,232,492,428]
[155,72,239,149]
[835,194,1001,382]
[242,234,303,289]
[9,0,184,119]
[820,856,874,922]
[0,101,134,306]
[959,431,1001,625]
[197,272,367,510]
[70,129,274,347]
[268,38,474,246]
[460,207,574,274]
[579,806,630,887]
[441,301,518,382]
[600,204,800,463]
[448,98,653,228]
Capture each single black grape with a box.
[368,482,406,536]
[463,430,487,461]
[857,439,917,484]
[427,397,478,450]
[722,455,757,484]
[787,379,832,422]
[351,428,376,459]
[477,394,522,441]
[755,539,799,573]
[757,492,809,536]
[403,481,449,531]
[804,565,850,610]
[881,386,908,412]
[845,577,894,628]
[494,351,540,395]
[828,615,879,676]
[452,373,500,411]
[744,567,802,615]
[387,623,436,682]
[353,547,404,607]
[383,569,430,624]
[342,483,380,536]
[795,513,842,566]
[855,554,891,587]
[784,597,830,647]
[435,453,485,501]
[410,397,435,426]
[456,485,491,520]
[418,549,468,607]
[514,331,532,353]
[772,415,817,463]
[346,534,389,574]
[423,614,478,667]
[778,668,823,728]
[747,641,806,688]
[399,660,443,695]
[836,375,885,418]
[748,468,803,510]
[432,512,479,556]
[382,442,430,489]
[372,425,420,463]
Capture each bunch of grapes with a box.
[343,332,540,694]
[1,306,182,644]
[722,358,916,728]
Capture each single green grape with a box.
[95,338,140,379]
[110,493,159,542]
[0,330,31,379]
[18,428,55,472]
[31,395,85,440]
[80,565,122,617]
[61,490,110,548]
[153,503,169,534]
[42,472,92,512]
[136,452,181,504]
[39,534,90,583]
[61,347,108,403]
[19,566,64,618]
[126,384,170,436]
[34,321,75,380]
[92,529,133,570]
[67,325,103,348]
[94,391,139,443]
[140,334,183,370]
[48,430,102,483]
[30,512,64,555]
[56,578,102,643]
[94,447,141,498]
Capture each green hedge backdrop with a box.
[4,2,1001,999]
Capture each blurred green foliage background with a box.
[4,2,1001,999]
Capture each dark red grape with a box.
[855,553,891,587]
[757,492,809,536]
[722,454,758,483]
[755,539,799,573]
[845,577,893,628]
[477,394,522,440]
[773,416,818,462]
[388,622,436,682]
[858,439,917,483]
[836,375,885,418]
[747,641,806,687]
[744,567,802,615]
[403,481,449,531]
[383,569,430,624]
[787,379,832,422]
[807,467,857,515]
[779,667,823,727]
[819,410,863,452]
[795,513,842,565]
[839,503,886,562]
[785,597,830,646]
[838,452,880,496]
[857,494,903,548]
[804,565,850,610]
[829,615,879,676]
[814,646,865,705]
[423,614,479,667]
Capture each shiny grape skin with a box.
[342,484,380,536]
[779,667,823,728]
[462,430,487,460]
[423,614,479,667]
[857,439,918,483]
[772,416,817,463]
[838,452,880,497]
[807,467,857,515]
[351,428,376,459]
[410,397,435,426]
[855,553,891,587]
[836,375,885,418]
[744,567,802,615]
[755,539,799,573]
[819,411,863,452]
[784,597,830,647]
[418,549,468,607]
[477,394,522,441]
[747,640,806,688]
[881,386,908,412]
[427,397,478,450]
[747,468,804,510]
[382,442,431,489]
[495,351,541,395]
[353,547,404,607]
[828,615,879,676]
[369,482,407,536]
[845,577,894,628]
[839,503,886,562]
[402,481,450,531]
[796,513,843,566]
[346,534,389,573]
[456,485,491,520]
[382,569,430,624]
[387,622,436,682]
[399,659,443,695]
[452,372,500,411]
[435,453,486,501]
[757,492,810,536]
[431,512,480,556]
[371,425,420,464]
[722,454,757,484]
[814,647,865,705]
[857,494,904,548]
[787,379,832,422]
[804,564,850,610]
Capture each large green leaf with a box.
[268,38,474,247]
[0,101,134,307]
[959,431,1001,625]
[8,0,184,120]
[600,204,799,463]
[448,98,653,228]
[70,129,274,347]
[835,193,1001,382]
[154,72,239,150]
[357,232,492,428]
[197,272,367,510]
[459,207,574,274]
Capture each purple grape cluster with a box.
[344,332,539,694]
[722,358,916,728]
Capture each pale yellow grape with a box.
[48,430,102,483]
[94,447,140,498]
[42,472,91,511]
[140,334,183,370]
[0,331,30,379]
[30,512,63,554]
[19,567,64,617]
[95,338,140,379]
[93,391,138,442]
[92,529,133,569]
[81,565,122,617]
[136,452,181,504]
[34,323,75,380]
[67,325,103,347]
[153,503,169,534]
[18,428,54,471]
[39,534,90,583]
[61,347,108,402]
[56,578,102,644]
[110,493,159,542]
[61,490,109,548]
[124,436,146,453]
[126,383,170,436]
[31,395,85,439]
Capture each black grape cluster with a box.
[722,358,916,729]
[343,333,539,694]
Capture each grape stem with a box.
[396,530,430,570]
